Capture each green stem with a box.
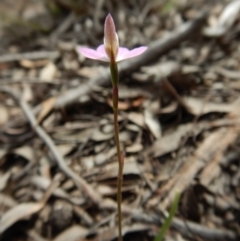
[110,62,123,241]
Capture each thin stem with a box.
[110,62,123,241]
[113,106,123,241]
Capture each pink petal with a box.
[77,46,109,62]
[117,47,130,56]
[96,45,109,61]
[104,14,119,59]
[116,46,148,62]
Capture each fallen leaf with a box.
[31,176,82,205]
[53,225,88,241]
[77,66,104,78]
[0,202,44,234]
[160,101,178,114]
[98,160,141,181]
[19,59,49,68]
[159,127,237,209]
[56,144,75,157]
[14,146,35,162]
[39,62,57,82]
[0,105,9,127]
[94,147,116,165]
[183,96,238,116]
[148,123,195,157]
[132,97,146,107]
[22,83,33,102]
[141,61,180,82]
[37,97,56,123]
[90,129,114,142]
[144,109,161,139]
[126,143,143,153]
[204,0,240,37]
[127,112,145,127]
[0,172,11,191]
[97,224,151,241]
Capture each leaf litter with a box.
[0,1,240,241]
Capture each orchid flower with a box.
[77,14,147,63]
[77,14,147,241]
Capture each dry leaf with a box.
[119,85,149,99]
[53,225,88,241]
[0,194,17,208]
[77,66,103,78]
[56,144,75,157]
[14,146,35,162]
[0,202,44,234]
[98,160,141,181]
[160,101,178,114]
[90,129,114,141]
[37,97,56,123]
[183,96,238,116]
[39,62,57,82]
[204,0,240,36]
[19,59,49,68]
[127,112,145,127]
[126,143,143,153]
[22,83,33,102]
[144,109,161,139]
[0,172,11,191]
[97,224,151,241]
[132,97,146,107]
[94,147,116,165]
[31,176,82,205]
[0,105,9,127]
[159,128,237,209]
[141,61,180,82]
[149,123,194,157]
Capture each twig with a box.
[162,77,191,111]
[50,12,76,43]
[0,51,60,63]
[171,216,239,241]
[0,87,102,205]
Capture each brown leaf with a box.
[0,105,9,127]
[159,127,237,209]
[0,179,59,234]
[39,62,57,82]
[97,160,141,181]
[19,59,49,68]
[148,123,196,157]
[37,97,56,123]
[144,109,161,139]
[0,202,44,234]
[127,112,145,127]
[126,143,143,153]
[53,225,88,241]
[183,96,240,116]
[14,145,35,162]
[0,172,11,191]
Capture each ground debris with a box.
[0,1,240,241]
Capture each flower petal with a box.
[117,47,130,56]
[104,14,119,60]
[116,46,148,62]
[96,44,109,61]
[77,46,109,62]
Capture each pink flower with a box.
[77,14,147,63]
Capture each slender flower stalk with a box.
[77,14,147,241]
